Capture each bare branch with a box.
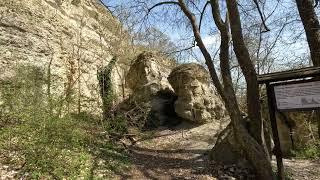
[252,0,270,32]
[97,0,118,16]
[177,0,225,99]
[189,0,202,13]
[315,0,319,7]
[210,0,226,30]
[166,44,195,55]
[141,1,180,29]
[199,1,210,32]
[148,1,179,12]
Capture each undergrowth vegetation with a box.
[0,65,130,179]
[291,140,320,159]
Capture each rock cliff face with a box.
[168,63,225,123]
[0,0,127,112]
[0,0,225,125]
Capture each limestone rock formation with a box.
[126,51,175,100]
[0,0,128,113]
[168,63,225,124]
[122,52,179,128]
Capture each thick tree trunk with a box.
[223,0,273,179]
[225,0,264,145]
[296,0,320,66]
[295,0,320,139]
[222,90,273,180]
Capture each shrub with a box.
[291,140,320,159]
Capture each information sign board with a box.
[274,81,320,110]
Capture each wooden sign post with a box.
[266,82,284,180]
[258,67,320,180]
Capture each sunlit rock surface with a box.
[168,63,225,124]
[0,0,126,112]
[126,51,176,100]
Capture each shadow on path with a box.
[121,146,211,180]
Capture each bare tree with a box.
[135,0,274,178]
[224,0,273,178]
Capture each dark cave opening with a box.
[143,88,182,129]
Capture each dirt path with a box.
[117,121,226,180]
[116,121,320,180]
[282,159,320,180]
[0,164,17,180]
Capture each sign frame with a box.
[270,78,320,112]
[258,66,320,180]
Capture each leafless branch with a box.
[189,0,202,13]
[210,0,226,30]
[166,44,195,55]
[315,0,319,7]
[252,0,270,32]
[97,0,118,16]
[148,1,179,13]
[177,0,225,99]
[199,1,210,32]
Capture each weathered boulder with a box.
[168,63,225,124]
[126,51,175,100]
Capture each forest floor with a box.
[1,119,319,179]
[116,120,320,180]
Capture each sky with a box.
[101,0,319,73]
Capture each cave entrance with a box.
[144,89,182,129]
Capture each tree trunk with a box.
[177,0,273,179]
[220,87,274,180]
[296,0,320,66]
[224,0,273,179]
[295,0,320,139]
[225,0,265,146]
